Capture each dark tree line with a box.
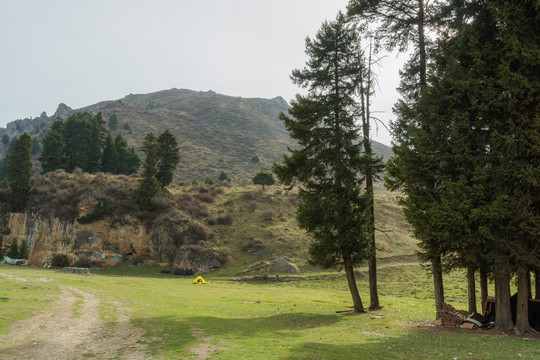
[349,0,539,333]
[39,112,140,175]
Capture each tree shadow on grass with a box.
[135,312,340,356]
[188,312,341,337]
[279,328,540,360]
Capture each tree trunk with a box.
[417,0,427,89]
[467,267,477,314]
[494,263,514,331]
[516,266,534,334]
[535,266,540,300]
[364,42,380,311]
[480,267,489,314]
[344,255,365,313]
[432,255,445,319]
[368,257,380,309]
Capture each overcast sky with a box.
[0,0,405,145]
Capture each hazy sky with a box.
[0,0,405,145]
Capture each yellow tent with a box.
[193,276,206,284]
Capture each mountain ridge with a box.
[0,88,393,182]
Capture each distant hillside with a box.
[1,88,393,182]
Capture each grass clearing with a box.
[0,263,538,359]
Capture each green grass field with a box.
[1,263,538,359]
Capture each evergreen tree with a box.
[348,0,441,310]
[31,137,40,155]
[114,134,140,175]
[272,13,372,313]
[39,126,67,174]
[156,130,180,188]
[7,238,18,258]
[101,132,119,174]
[218,171,228,181]
[108,114,119,130]
[1,134,9,147]
[18,239,30,259]
[7,133,32,211]
[137,133,160,210]
[386,1,540,330]
[252,172,275,190]
[63,112,105,173]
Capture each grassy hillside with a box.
[0,169,415,274]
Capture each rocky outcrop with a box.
[2,210,223,274]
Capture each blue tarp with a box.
[2,256,27,265]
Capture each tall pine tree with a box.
[115,134,140,175]
[156,130,180,188]
[273,13,372,313]
[7,133,33,211]
[39,119,67,173]
[101,131,119,174]
[137,133,160,210]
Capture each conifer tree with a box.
[273,13,372,313]
[137,133,160,210]
[7,238,19,258]
[115,134,140,175]
[156,130,180,188]
[101,131,119,174]
[108,114,119,130]
[39,119,67,173]
[218,171,228,181]
[7,133,32,211]
[18,239,30,259]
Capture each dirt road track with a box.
[0,286,147,359]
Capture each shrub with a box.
[190,226,208,242]
[51,254,71,267]
[216,213,234,225]
[260,211,275,221]
[0,189,10,203]
[204,176,214,185]
[73,257,92,268]
[247,201,257,211]
[156,194,170,211]
[77,200,110,224]
[194,193,214,204]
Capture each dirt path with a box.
[0,285,147,359]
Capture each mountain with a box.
[1,88,393,182]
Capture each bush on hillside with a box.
[51,254,71,268]
[77,200,110,224]
[216,213,234,225]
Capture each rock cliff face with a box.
[0,170,225,274]
[3,211,223,273]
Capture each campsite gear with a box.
[193,276,206,284]
[483,297,495,317]
[2,256,27,265]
